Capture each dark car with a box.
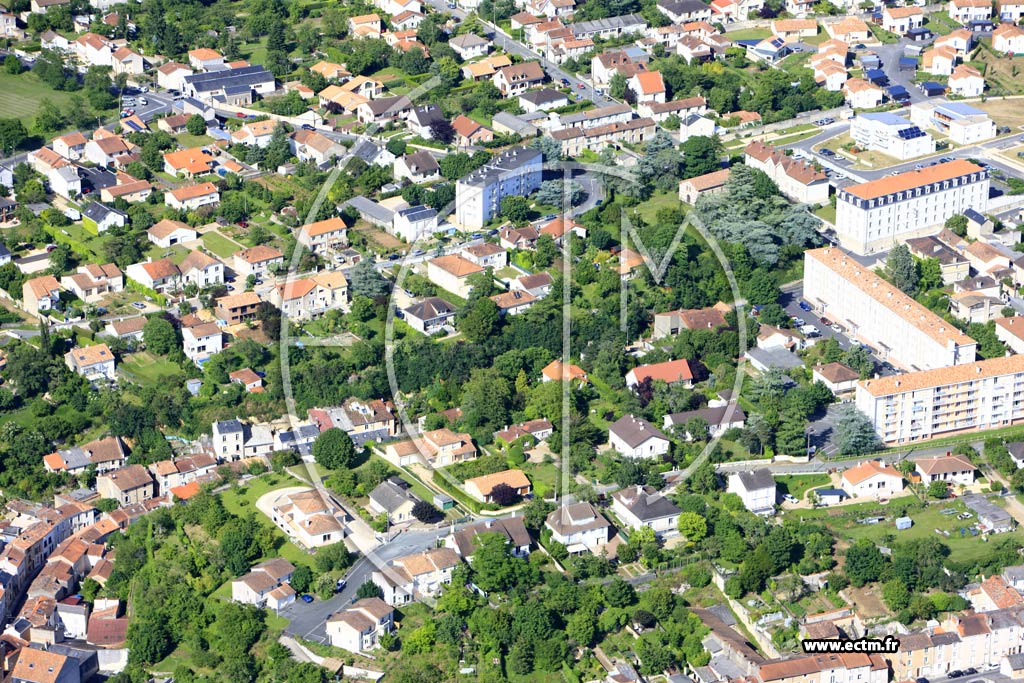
[915,678,928,683]
[820,148,835,156]
[820,316,833,326]
[949,672,963,679]
[387,253,401,261]
[300,594,314,603]
[799,300,812,312]
[301,124,315,130]
[963,669,977,676]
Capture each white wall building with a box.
[804,247,978,371]
[851,113,935,161]
[840,460,905,498]
[727,469,776,515]
[857,356,1024,443]
[833,160,989,254]
[455,147,542,229]
[910,102,997,146]
[608,414,671,459]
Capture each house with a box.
[813,362,860,394]
[23,275,63,316]
[348,13,383,38]
[451,115,494,147]
[392,204,438,243]
[922,46,958,76]
[371,548,459,604]
[464,470,532,503]
[949,0,992,24]
[166,183,220,211]
[663,402,746,439]
[163,148,215,177]
[10,648,79,683]
[81,202,127,234]
[490,290,536,315]
[545,502,611,554]
[61,263,123,302]
[727,469,776,515]
[232,558,296,610]
[270,489,346,548]
[627,71,666,104]
[125,258,181,293]
[181,322,222,365]
[949,64,985,97]
[232,120,278,148]
[179,250,224,288]
[233,245,284,279]
[657,0,712,22]
[386,428,477,467]
[103,316,146,343]
[840,460,904,498]
[906,235,970,284]
[43,436,129,474]
[427,255,484,298]
[290,129,345,167]
[493,419,554,446]
[394,150,441,183]
[147,219,197,248]
[450,33,491,60]
[297,217,347,254]
[541,359,587,383]
[744,141,829,205]
[999,0,1024,20]
[112,47,144,75]
[653,304,730,338]
[882,6,923,34]
[229,368,263,393]
[493,61,546,96]
[771,18,818,41]
[936,28,975,55]
[965,494,1014,533]
[53,132,88,161]
[826,16,870,41]
[996,317,1024,354]
[271,272,349,321]
[215,291,262,325]
[74,32,112,67]
[368,477,420,524]
[403,297,456,334]
[100,174,153,204]
[64,344,115,382]
[96,465,154,506]
[679,168,730,204]
[446,516,531,558]
[843,78,885,109]
[157,62,193,91]
[518,88,570,113]
[611,485,680,536]
[608,414,671,459]
[356,95,413,125]
[625,359,695,390]
[462,243,507,269]
[915,454,975,486]
[188,47,224,71]
[406,104,447,139]
[500,226,540,251]
[326,598,394,653]
[747,36,790,64]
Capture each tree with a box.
[34,98,66,135]
[928,480,949,499]
[186,115,207,136]
[604,577,636,607]
[143,317,178,355]
[313,428,357,470]
[609,71,627,99]
[428,119,455,144]
[348,258,390,298]
[458,297,500,343]
[886,244,918,295]
[262,123,292,171]
[0,118,27,155]
[489,482,521,506]
[356,580,383,599]
[677,511,707,541]
[843,345,874,379]
[834,404,881,456]
[500,196,530,223]
[680,135,723,180]
[844,539,886,587]
[945,213,968,237]
[4,55,21,75]
[411,500,439,523]
[471,532,535,592]
[290,565,313,593]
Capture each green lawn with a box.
[0,72,107,126]
[175,133,215,148]
[776,474,831,500]
[201,231,243,258]
[726,28,771,40]
[815,204,837,224]
[632,189,683,220]
[219,474,319,569]
[120,351,186,384]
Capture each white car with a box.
[783,494,798,503]
[830,323,843,333]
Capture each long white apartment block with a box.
[455,146,543,229]
[857,355,1024,443]
[804,247,977,371]
[834,159,989,254]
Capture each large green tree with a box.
[312,428,357,470]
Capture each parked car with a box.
[577,83,585,89]
[949,672,963,679]
[820,148,835,157]
[791,316,805,326]
[799,300,812,312]
[820,317,833,326]
[335,579,347,592]
[300,594,314,603]
[830,323,843,333]
[800,325,820,337]
[782,494,798,503]
[131,302,146,310]
[236,112,247,118]
[138,97,148,105]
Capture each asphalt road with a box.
[281,525,453,644]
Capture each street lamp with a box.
[806,427,814,457]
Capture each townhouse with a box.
[60,264,122,302]
[949,0,992,24]
[833,160,989,253]
[96,465,154,506]
[211,419,275,460]
[843,77,885,109]
[744,141,829,205]
[43,436,128,475]
[551,117,656,157]
[215,291,262,325]
[805,247,978,371]
[148,453,217,494]
[307,397,397,445]
[371,548,460,605]
[857,356,1024,442]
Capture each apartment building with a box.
[851,113,935,160]
[833,160,989,254]
[910,102,997,146]
[756,653,888,683]
[856,355,1024,443]
[455,147,543,229]
[804,248,978,371]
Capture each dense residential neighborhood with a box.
[5,0,1024,677]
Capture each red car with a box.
[577,83,585,89]
[820,317,832,326]
[236,112,246,118]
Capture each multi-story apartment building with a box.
[856,355,1024,443]
[851,113,935,160]
[805,248,978,372]
[455,147,542,228]
[833,160,989,254]
[744,141,830,205]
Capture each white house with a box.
[915,454,975,486]
[326,598,394,653]
[608,414,670,459]
[544,502,611,554]
[727,469,776,515]
[182,322,223,365]
[840,460,905,498]
[65,343,116,382]
[611,485,680,537]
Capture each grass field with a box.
[633,189,683,219]
[219,474,319,569]
[175,133,215,148]
[726,27,772,40]
[776,474,831,501]
[120,351,186,384]
[976,98,1024,131]
[969,45,1024,97]
[0,72,98,126]
[201,231,243,258]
